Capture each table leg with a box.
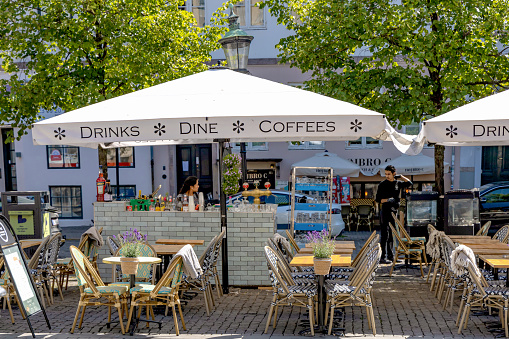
[317,275,325,331]
[494,268,499,281]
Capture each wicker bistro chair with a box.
[457,259,509,337]
[325,244,381,335]
[209,230,226,299]
[112,243,157,285]
[27,235,52,307]
[266,239,315,285]
[107,236,120,255]
[181,237,217,316]
[41,232,64,304]
[285,230,301,255]
[69,245,129,334]
[493,225,509,243]
[341,205,353,231]
[438,236,464,313]
[475,221,492,236]
[355,205,374,232]
[392,212,428,267]
[263,246,317,335]
[426,225,440,284]
[126,255,186,335]
[58,227,103,290]
[328,231,379,279]
[388,223,425,277]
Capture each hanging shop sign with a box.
[244,169,276,190]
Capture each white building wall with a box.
[12,129,152,227]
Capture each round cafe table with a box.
[103,256,161,335]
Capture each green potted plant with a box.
[222,153,242,196]
[305,229,336,275]
[115,228,147,275]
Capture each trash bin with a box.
[1,191,53,240]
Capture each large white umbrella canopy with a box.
[32,68,393,148]
[291,151,361,177]
[378,153,450,176]
[422,90,509,146]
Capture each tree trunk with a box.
[98,145,108,180]
[434,144,445,196]
[434,144,445,229]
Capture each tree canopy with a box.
[0,0,229,140]
[261,0,509,193]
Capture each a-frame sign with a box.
[0,214,51,337]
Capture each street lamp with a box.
[219,4,254,74]
[217,4,254,295]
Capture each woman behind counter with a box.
[178,176,200,210]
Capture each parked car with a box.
[479,181,509,232]
[231,190,345,236]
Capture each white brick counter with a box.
[93,202,273,286]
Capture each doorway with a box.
[176,144,213,199]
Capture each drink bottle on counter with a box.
[182,195,189,212]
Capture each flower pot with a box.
[120,257,139,275]
[313,257,332,275]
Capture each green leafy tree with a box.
[261,0,509,195]
[0,0,229,178]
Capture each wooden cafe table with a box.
[479,255,509,287]
[298,247,354,255]
[304,241,356,250]
[155,239,205,246]
[290,255,351,334]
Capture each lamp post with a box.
[218,5,254,294]
[219,4,254,74]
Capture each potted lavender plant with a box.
[305,229,336,275]
[115,228,147,275]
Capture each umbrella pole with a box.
[217,139,230,294]
[116,148,120,200]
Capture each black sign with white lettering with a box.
[243,169,276,190]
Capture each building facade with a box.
[0,1,485,227]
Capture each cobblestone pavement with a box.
[0,231,498,338]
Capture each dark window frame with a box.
[49,185,83,219]
[46,145,81,169]
[107,147,135,168]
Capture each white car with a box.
[231,190,345,236]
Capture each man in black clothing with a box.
[375,165,413,264]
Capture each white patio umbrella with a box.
[421,90,509,146]
[378,153,450,176]
[32,68,399,147]
[291,151,361,177]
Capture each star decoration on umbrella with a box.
[233,120,244,134]
[350,119,362,132]
[154,122,166,136]
[446,125,457,138]
[54,127,66,140]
